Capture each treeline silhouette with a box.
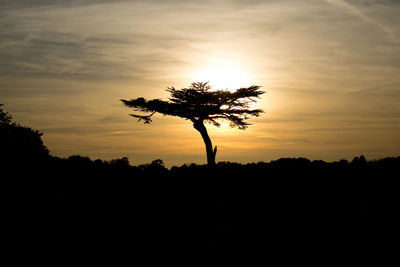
[2,105,398,253]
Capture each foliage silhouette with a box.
[0,104,49,164]
[0,104,12,125]
[121,82,265,165]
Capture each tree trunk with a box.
[193,120,217,166]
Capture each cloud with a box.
[324,0,400,44]
[0,11,192,83]
[0,0,129,11]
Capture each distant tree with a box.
[110,157,131,168]
[121,82,264,166]
[351,155,367,165]
[138,159,167,174]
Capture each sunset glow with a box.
[192,63,253,91]
[1,0,399,166]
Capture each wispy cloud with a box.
[324,0,400,44]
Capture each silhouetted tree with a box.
[0,104,49,164]
[0,104,12,125]
[138,159,167,173]
[110,157,130,166]
[121,82,264,166]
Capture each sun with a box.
[192,63,253,91]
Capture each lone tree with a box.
[121,82,264,166]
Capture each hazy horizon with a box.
[1,0,400,166]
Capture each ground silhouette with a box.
[1,104,398,254]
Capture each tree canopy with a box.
[121,82,265,129]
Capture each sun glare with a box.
[192,63,253,91]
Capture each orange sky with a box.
[1,0,400,166]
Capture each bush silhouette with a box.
[0,104,49,165]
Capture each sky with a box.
[1,0,400,166]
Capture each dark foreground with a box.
[3,155,399,257]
